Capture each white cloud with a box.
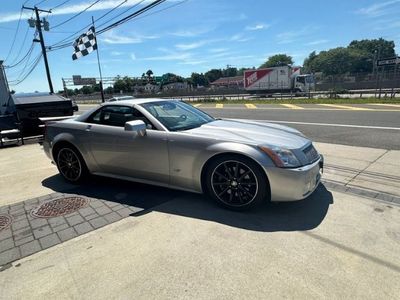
[276,26,318,44]
[0,0,184,23]
[245,23,270,31]
[230,33,253,42]
[170,27,214,37]
[110,51,123,56]
[142,51,193,61]
[306,39,329,46]
[357,0,400,17]
[175,40,209,50]
[238,13,247,20]
[101,30,159,44]
[0,0,141,23]
[209,48,229,53]
[131,53,136,60]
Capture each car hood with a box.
[186,119,310,149]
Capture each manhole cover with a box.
[0,214,13,231]
[31,197,90,218]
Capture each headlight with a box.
[259,146,301,168]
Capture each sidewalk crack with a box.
[345,150,390,186]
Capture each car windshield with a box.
[141,100,215,131]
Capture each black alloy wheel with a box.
[56,147,86,183]
[205,155,269,210]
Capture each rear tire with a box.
[204,155,269,210]
[55,146,88,184]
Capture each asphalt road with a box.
[77,103,400,150]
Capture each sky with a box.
[1,0,400,92]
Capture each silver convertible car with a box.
[43,99,323,210]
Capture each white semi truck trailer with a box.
[244,66,314,94]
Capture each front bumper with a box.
[266,155,324,202]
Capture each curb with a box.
[322,179,400,205]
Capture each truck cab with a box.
[294,75,315,93]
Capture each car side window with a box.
[86,106,155,129]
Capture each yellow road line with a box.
[216,104,223,108]
[368,103,400,108]
[193,103,201,107]
[281,104,304,110]
[245,103,257,109]
[318,104,372,110]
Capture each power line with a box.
[4,42,35,69]
[49,0,139,48]
[45,0,188,55]
[48,0,168,51]
[50,0,101,29]
[8,44,37,79]
[125,0,189,23]
[50,0,73,11]
[7,11,35,66]
[95,0,144,28]
[97,0,166,34]
[9,53,43,85]
[35,0,49,6]
[4,9,23,62]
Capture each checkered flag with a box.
[72,26,97,60]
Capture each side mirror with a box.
[125,120,146,136]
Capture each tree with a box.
[190,72,208,87]
[303,38,397,75]
[204,69,223,83]
[303,51,317,73]
[349,38,395,59]
[222,67,238,77]
[81,85,93,95]
[260,54,293,68]
[146,69,153,78]
[161,73,184,85]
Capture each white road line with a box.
[230,119,400,131]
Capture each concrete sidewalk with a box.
[1,190,399,299]
[1,142,400,299]
[315,142,400,200]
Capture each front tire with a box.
[205,155,269,210]
[56,147,88,183]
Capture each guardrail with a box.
[72,89,400,104]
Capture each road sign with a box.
[377,57,400,66]
[72,75,96,85]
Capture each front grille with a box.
[303,144,320,164]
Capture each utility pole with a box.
[23,6,54,94]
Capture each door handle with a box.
[85,125,92,131]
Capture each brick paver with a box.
[0,192,157,267]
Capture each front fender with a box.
[192,142,275,192]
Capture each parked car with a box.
[107,95,135,102]
[42,99,323,210]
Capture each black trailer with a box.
[1,92,73,138]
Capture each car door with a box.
[84,105,169,184]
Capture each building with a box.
[210,76,244,89]
[144,83,160,93]
[162,82,188,91]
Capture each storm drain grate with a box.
[30,196,90,218]
[0,214,13,231]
